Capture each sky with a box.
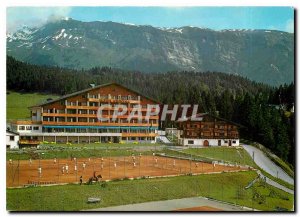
[7,6,294,33]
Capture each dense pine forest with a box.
[7,56,295,166]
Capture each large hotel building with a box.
[11,83,159,147]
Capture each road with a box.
[86,197,252,211]
[255,170,294,195]
[242,144,294,185]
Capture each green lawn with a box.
[6,91,59,120]
[179,147,293,190]
[39,142,161,149]
[6,171,293,211]
[6,147,157,161]
[181,147,256,167]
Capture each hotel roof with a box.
[177,113,244,127]
[29,82,160,108]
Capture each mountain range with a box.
[6,18,294,86]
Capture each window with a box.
[224,140,228,143]
[19,126,25,130]
[118,95,121,100]
[33,126,39,131]
[26,126,32,130]
[188,140,194,144]
[218,140,221,146]
[128,95,131,100]
[233,140,236,144]
[32,112,37,117]
[10,136,14,141]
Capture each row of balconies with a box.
[43,106,157,114]
[87,97,140,104]
[41,121,159,127]
[42,116,159,123]
[42,112,159,118]
[182,127,238,133]
[62,96,140,107]
[185,124,237,130]
[43,113,159,123]
[182,134,239,139]
[184,131,239,137]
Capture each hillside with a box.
[7,18,294,86]
[6,91,58,120]
[6,56,270,99]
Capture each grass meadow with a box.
[6,91,58,120]
[7,171,293,211]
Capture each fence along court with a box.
[6,155,247,187]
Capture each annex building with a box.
[11,83,159,147]
[177,113,240,147]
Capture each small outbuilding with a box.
[6,130,19,149]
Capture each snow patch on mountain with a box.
[175,28,183,34]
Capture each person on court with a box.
[65,164,69,174]
[38,167,42,177]
[79,176,83,185]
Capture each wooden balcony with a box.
[42,113,159,120]
[65,105,157,112]
[42,121,159,127]
[183,135,239,139]
[88,97,140,104]
[43,113,96,118]
[65,105,99,110]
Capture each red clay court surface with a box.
[7,155,244,187]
